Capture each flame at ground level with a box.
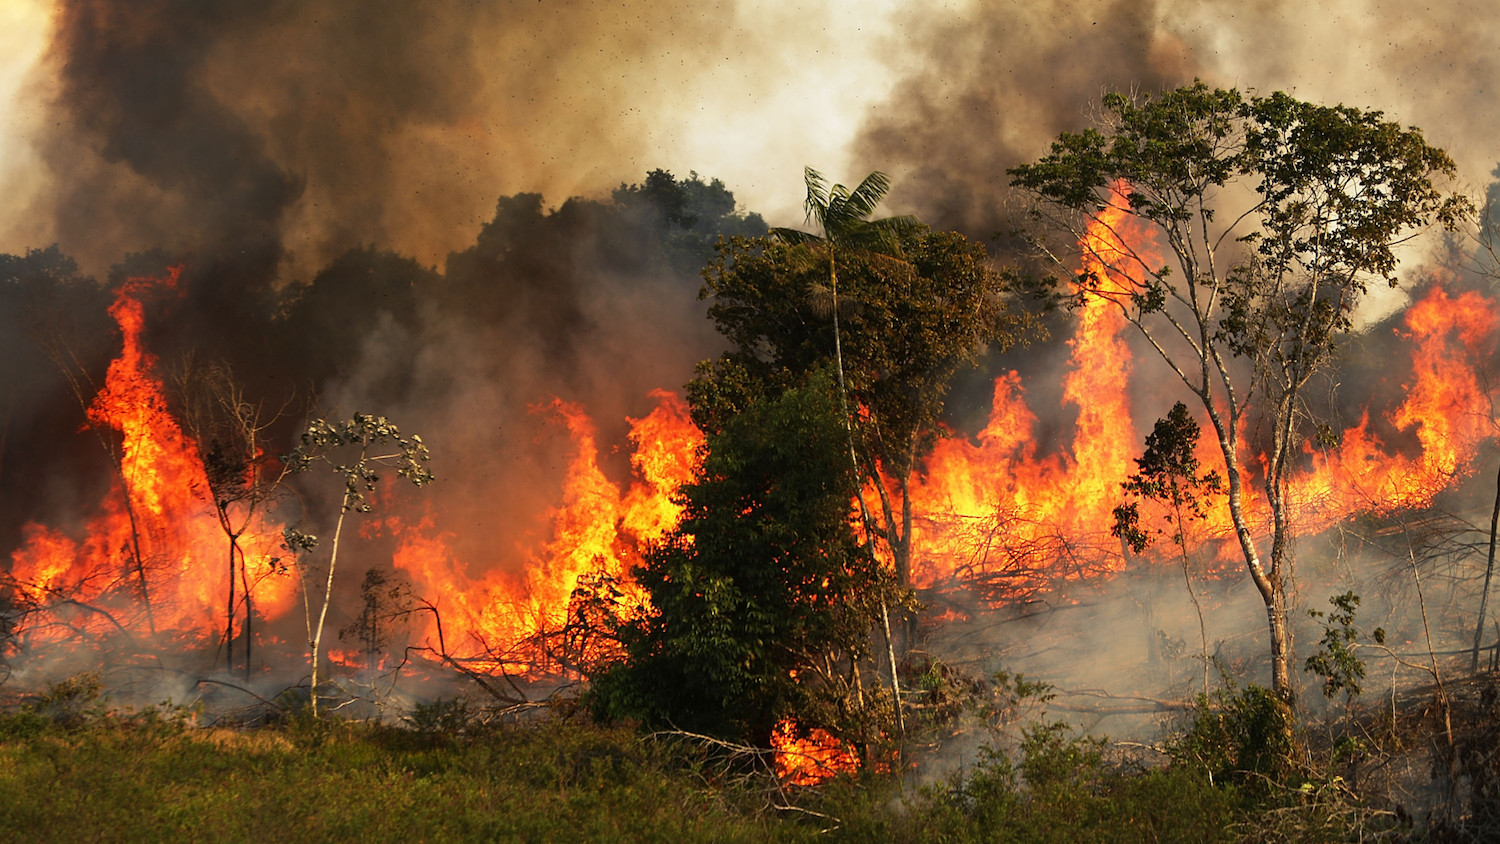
[5,251,1499,721]
[772,719,861,785]
[8,269,295,646]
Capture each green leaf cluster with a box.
[694,228,1022,478]
[1111,401,1223,554]
[284,413,433,514]
[1009,81,1469,359]
[591,374,888,745]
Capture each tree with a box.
[338,567,414,677]
[174,358,296,677]
[613,169,769,274]
[1112,402,1223,696]
[282,413,432,717]
[769,168,921,433]
[590,375,893,747]
[1010,82,1469,699]
[1471,180,1500,673]
[699,175,1025,594]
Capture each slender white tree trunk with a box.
[309,494,350,718]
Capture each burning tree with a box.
[173,359,296,677]
[1113,402,1223,696]
[1009,82,1470,699]
[282,414,432,717]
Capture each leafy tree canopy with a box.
[1009,81,1469,698]
[692,221,1027,588]
[590,373,887,744]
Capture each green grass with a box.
[0,703,1421,843]
[0,712,815,843]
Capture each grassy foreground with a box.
[0,702,1316,844]
[13,670,1499,843]
[0,710,818,844]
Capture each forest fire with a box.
[771,721,861,786]
[383,393,702,672]
[903,205,1500,602]
[9,204,1492,793]
[6,197,1497,689]
[9,269,296,643]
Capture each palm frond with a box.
[802,167,831,230]
[846,171,893,221]
[770,227,822,246]
[844,215,924,256]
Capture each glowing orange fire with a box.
[5,197,1498,760]
[771,720,860,785]
[386,390,703,668]
[904,196,1500,599]
[9,269,295,641]
[905,191,1161,593]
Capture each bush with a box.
[1171,682,1294,790]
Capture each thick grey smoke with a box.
[854,0,1499,242]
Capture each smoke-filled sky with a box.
[0,0,1495,281]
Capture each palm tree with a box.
[771,168,920,408]
[773,167,920,734]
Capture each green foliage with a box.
[846,725,1243,843]
[0,702,1450,842]
[0,717,816,844]
[1010,82,1469,305]
[704,168,1030,591]
[1010,81,1469,700]
[1171,682,1295,789]
[590,374,890,745]
[614,169,768,274]
[38,672,107,729]
[1112,401,1223,554]
[283,413,433,717]
[1304,591,1382,702]
[770,167,922,255]
[284,413,433,515]
[1018,721,1107,793]
[403,697,478,737]
[698,229,1020,471]
[1010,80,1468,397]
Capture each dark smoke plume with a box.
[854,0,1195,239]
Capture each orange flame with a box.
[905,187,1157,595]
[7,218,1499,696]
[387,390,703,667]
[771,719,860,785]
[901,190,1500,600]
[10,269,294,640]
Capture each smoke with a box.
[852,0,1193,237]
[853,0,1499,246]
[3,0,1500,723]
[3,0,911,283]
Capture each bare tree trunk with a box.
[880,596,904,739]
[1471,461,1500,672]
[309,495,351,718]
[1267,585,1291,697]
[827,249,907,739]
[225,531,236,674]
[1172,502,1210,698]
[242,551,254,680]
[119,490,156,635]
